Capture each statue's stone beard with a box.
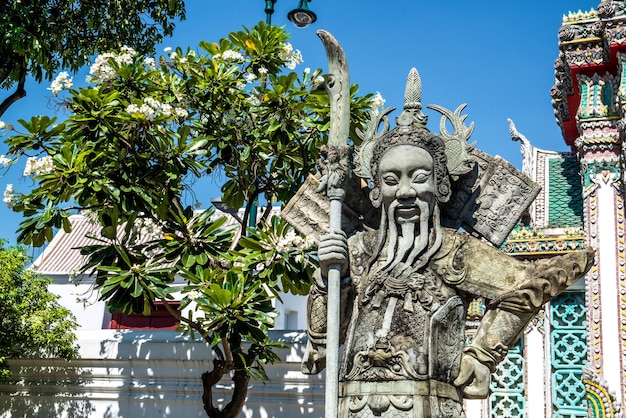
[370,199,443,277]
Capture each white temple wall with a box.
[0,330,323,418]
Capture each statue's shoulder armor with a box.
[347,229,377,280]
[430,228,471,286]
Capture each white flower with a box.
[3,184,14,208]
[0,155,12,167]
[163,47,172,53]
[135,217,163,238]
[221,49,244,62]
[127,98,178,121]
[116,51,135,65]
[48,71,73,96]
[372,91,386,112]
[120,45,137,57]
[126,104,141,114]
[143,97,161,109]
[304,67,311,75]
[160,103,173,117]
[0,121,6,130]
[87,47,137,84]
[23,156,55,176]
[174,107,188,119]
[144,57,156,68]
[87,52,117,83]
[244,72,257,83]
[178,57,187,64]
[139,104,156,121]
[187,290,200,301]
[169,52,178,60]
[255,262,265,273]
[258,67,268,74]
[246,95,262,107]
[280,43,303,70]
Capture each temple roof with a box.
[553,1,626,146]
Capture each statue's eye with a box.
[412,171,430,183]
[382,174,399,186]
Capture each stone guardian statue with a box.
[282,32,595,418]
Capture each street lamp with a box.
[288,0,317,28]
[264,0,317,28]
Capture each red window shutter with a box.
[109,302,180,330]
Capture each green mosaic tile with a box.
[548,157,583,228]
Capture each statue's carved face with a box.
[379,145,436,223]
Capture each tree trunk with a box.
[201,360,250,418]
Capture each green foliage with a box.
[0,242,78,379]
[2,22,374,392]
[0,0,185,111]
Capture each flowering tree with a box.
[0,0,185,117]
[1,23,374,417]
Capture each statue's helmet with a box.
[357,68,475,209]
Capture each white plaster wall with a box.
[0,330,323,418]
[274,294,308,330]
[49,275,308,332]
[49,281,110,330]
[525,326,547,417]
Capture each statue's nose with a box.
[396,182,416,199]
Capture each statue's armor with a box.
[337,230,465,418]
[304,227,593,418]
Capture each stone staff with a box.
[316,30,351,418]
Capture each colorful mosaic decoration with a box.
[550,292,588,417]
[583,368,622,418]
[577,74,619,120]
[503,225,586,255]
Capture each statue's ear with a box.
[370,187,382,208]
[437,177,451,203]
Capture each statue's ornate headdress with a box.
[282,66,540,249]
[354,68,476,207]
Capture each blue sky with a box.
[0,0,598,247]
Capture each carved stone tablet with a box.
[463,156,541,247]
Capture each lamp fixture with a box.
[287,0,317,28]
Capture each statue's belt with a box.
[339,379,460,402]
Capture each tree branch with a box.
[0,77,26,118]
[0,71,10,87]
[159,299,225,362]
[261,199,273,224]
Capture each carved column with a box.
[578,119,624,406]
[553,5,626,411]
